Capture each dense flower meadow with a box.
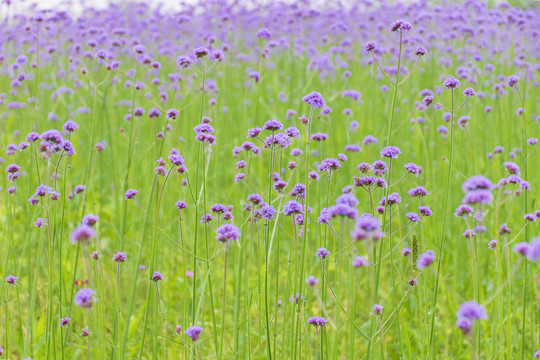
[0,0,539,359]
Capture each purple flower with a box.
[113,251,127,262]
[260,205,276,220]
[193,47,209,58]
[371,304,383,316]
[418,206,433,217]
[256,27,272,40]
[318,158,341,172]
[63,119,79,133]
[5,275,17,285]
[402,248,412,257]
[216,224,241,243]
[363,41,376,52]
[406,212,421,222]
[60,317,71,326]
[302,91,326,108]
[507,75,519,87]
[457,301,488,321]
[81,214,98,227]
[316,247,330,259]
[352,256,370,267]
[283,200,303,216]
[70,225,96,244]
[417,250,435,270]
[414,46,427,56]
[307,316,327,328]
[443,76,460,89]
[456,317,473,334]
[389,19,412,32]
[152,271,164,282]
[185,326,203,341]
[404,163,422,176]
[177,55,193,68]
[463,88,476,97]
[380,146,401,159]
[124,189,138,200]
[74,288,95,308]
[262,119,283,131]
[408,186,428,197]
[306,275,318,287]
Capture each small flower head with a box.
[302,91,326,108]
[443,76,460,89]
[316,247,330,259]
[380,146,401,159]
[216,224,241,243]
[152,271,164,282]
[390,19,412,32]
[113,251,127,263]
[371,304,383,316]
[185,326,203,341]
[124,189,138,200]
[5,275,18,285]
[74,288,95,308]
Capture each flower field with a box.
[0,0,539,359]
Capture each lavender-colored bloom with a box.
[380,146,401,158]
[463,88,476,97]
[408,186,428,197]
[60,317,71,326]
[371,304,383,316]
[124,189,138,200]
[289,183,306,199]
[316,247,330,259]
[417,250,435,270]
[507,75,519,87]
[390,19,412,32]
[306,275,318,287]
[5,275,17,285]
[260,205,276,220]
[443,76,460,89]
[525,237,540,261]
[70,225,96,244]
[352,256,370,267]
[262,119,283,131]
[404,163,422,176]
[113,252,127,262]
[302,91,326,108]
[283,200,303,216]
[63,119,79,133]
[327,204,358,220]
[152,271,164,282]
[457,301,488,321]
[318,158,341,172]
[363,41,376,52]
[177,55,193,68]
[256,27,272,40]
[307,316,327,328]
[185,326,203,341]
[193,47,209,58]
[74,288,95,308]
[456,317,473,334]
[216,224,241,243]
[82,214,99,226]
[310,133,328,141]
[454,204,474,218]
[418,206,433,217]
[402,248,412,257]
[406,212,421,222]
